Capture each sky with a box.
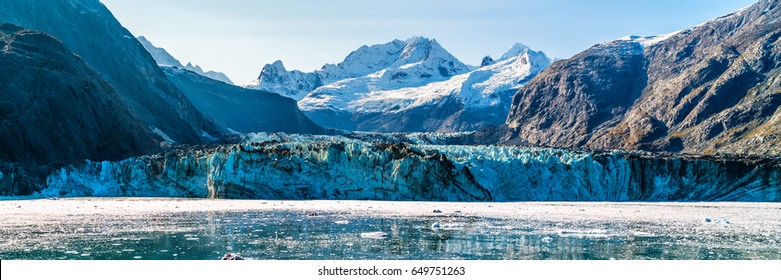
[101,0,758,85]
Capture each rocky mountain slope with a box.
[0,24,158,165]
[137,36,234,85]
[505,0,781,157]
[162,66,325,135]
[137,37,324,134]
[0,0,221,144]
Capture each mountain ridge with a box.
[137,36,234,85]
[503,0,781,157]
[0,0,222,144]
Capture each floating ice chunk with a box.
[541,236,553,243]
[221,253,245,260]
[558,229,611,238]
[432,223,465,230]
[360,231,389,239]
[335,220,350,225]
[704,217,730,225]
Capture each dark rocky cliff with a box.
[0,24,158,165]
[0,0,221,144]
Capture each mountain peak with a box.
[404,35,429,45]
[137,36,182,67]
[399,36,433,61]
[499,43,531,61]
[480,55,496,67]
[269,60,286,70]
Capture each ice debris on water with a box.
[221,253,245,260]
[360,231,389,239]
[703,217,730,225]
[431,223,465,230]
[558,229,611,238]
[541,237,553,243]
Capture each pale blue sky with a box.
[101,0,757,84]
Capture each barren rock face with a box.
[161,66,326,135]
[506,40,648,147]
[0,24,158,165]
[506,0,781,156]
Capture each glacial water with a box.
[1,199,780,260]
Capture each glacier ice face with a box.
[36,134,781,202]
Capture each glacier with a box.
[32,134,781,201]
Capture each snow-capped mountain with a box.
[246,60,324,100]
[299,42,551,132]
[137,36,234,85]
[247,36,469,100]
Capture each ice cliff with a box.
[36,134,781,201]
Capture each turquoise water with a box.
[1,202,780,260]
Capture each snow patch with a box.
[201,130,218,141]
[618,30,682,47]
[151,127,176,143]
[226,127,243,135]
[360,231,388,239]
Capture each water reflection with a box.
[0,210,779,260]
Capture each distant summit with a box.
[137,36,234,85]
[247,36,470,101]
